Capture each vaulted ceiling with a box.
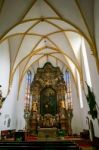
[0,0,98,91]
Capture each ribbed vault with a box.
[0,0,98,95]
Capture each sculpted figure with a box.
[32,100,38,112]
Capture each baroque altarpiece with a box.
[24,62,73,135]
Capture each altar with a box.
[24,63,73,135]
[38,128,57,139]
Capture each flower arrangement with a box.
[58,129,66,137]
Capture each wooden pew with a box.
[0,141,80,150]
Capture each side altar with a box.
[24,62,73,136]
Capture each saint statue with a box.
[59,100,65,109]
[32,100,38,112]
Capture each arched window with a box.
[65,70,72,109]
[24,70,32,112]
[81,38,92,87]
[77,70,83,108]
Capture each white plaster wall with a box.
[83,40,99,137]
[80,46,91,130]
[93,119,99,137]
[16,75,27,131]
[85,41,99,106]
[0,40,10,97]
[16,69,34,131]
[71,77,83,135]
[0,69,19,131]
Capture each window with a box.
[77,70,83,108]
[65,70,72,109]
[81,38,92,87]
[24,70,32,112]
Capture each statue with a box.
[59,100,65,109]
[32,100,38,112]
[41,114,56,128]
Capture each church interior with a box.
[0,0,99,149]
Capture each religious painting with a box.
[40,87,57,116]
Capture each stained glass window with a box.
[24,70,32,112]
[65,70,72,109]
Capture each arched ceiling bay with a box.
[0,0,98,92]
